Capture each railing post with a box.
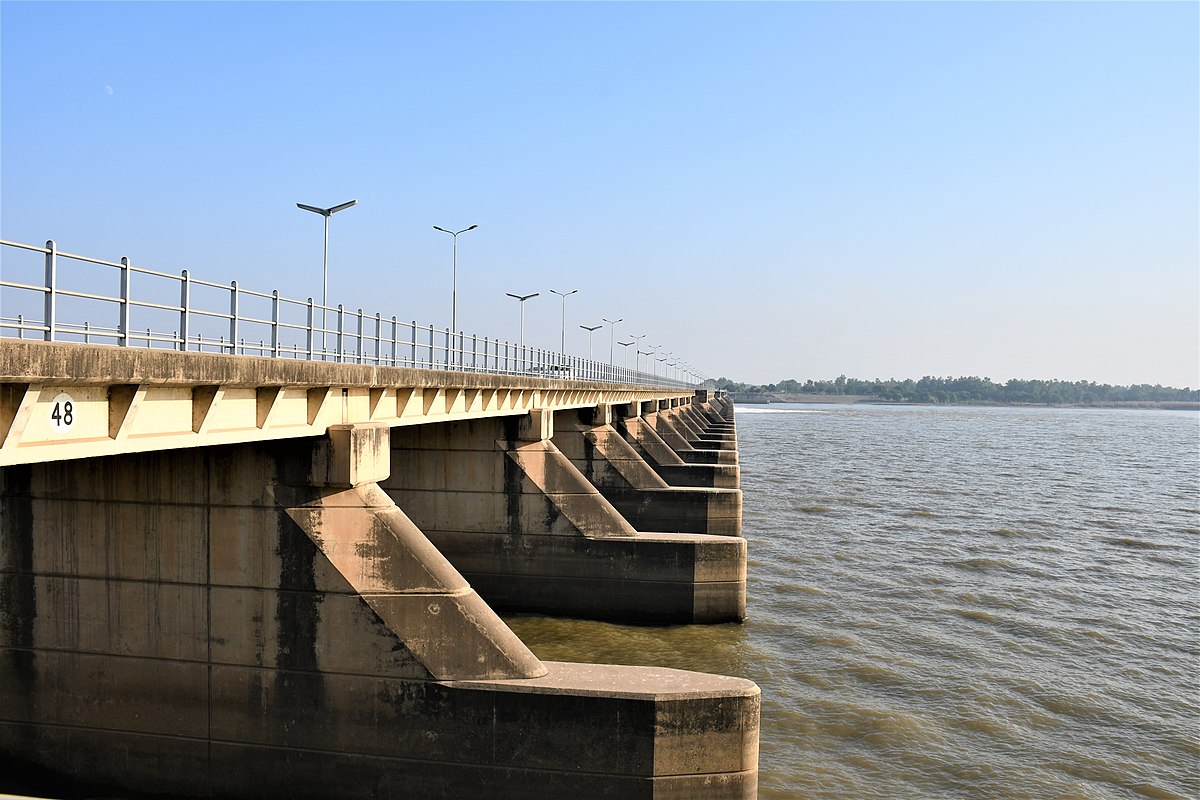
[428,324,435,368]
[119,257,132,347]
[472,334,478,371]
[391,315,397,366]
[356,308,364,364]
[410,320,417,367]
[306,298,315,360]
[83,321,90,344]
[43,240,57,341]
[376,312,383,366]
[445,327,451,369]
[271,290,281,357]
[17,314,23,340]
[337,304,345,363]
[228,280,239,354]
[179,269,191,351]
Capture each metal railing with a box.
[0,238,697,388]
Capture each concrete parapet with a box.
[0,424,759,797]
[381,416,746,623]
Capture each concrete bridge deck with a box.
[0,340,754,798]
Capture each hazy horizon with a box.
[714,373,1200,392]
[2,2,1196,387]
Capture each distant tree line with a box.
[705,375,1199,406]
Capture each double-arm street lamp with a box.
[630,333,647,371]
[297,199,358,353]
[638,349,653,374]
[618,340,635,368]
[579,324,602,360]
[602,317,623,365]
[550,289,578,362]
[505,291,539,351]
[433,224,478,366]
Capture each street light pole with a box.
[505,292,539,350]
[297,199,357,354]
[579,324,602,361]
[631,333,647,371]
[602,317,623,365]
[618,340,635,368]
[550,289,578,362]
[433,224,478,367]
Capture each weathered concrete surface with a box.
[647,409,739,466]
[0,421,759,798]
[381,412,746,623]
[617,413,741,489]
[552,407,742,536]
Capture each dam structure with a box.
[0,239,757,799]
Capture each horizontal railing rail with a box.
[0,238,698,388]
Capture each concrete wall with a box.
[0,421,758,798]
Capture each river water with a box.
[505,403,1200,799]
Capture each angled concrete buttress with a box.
[642,404,739,467]
[380,411,747,624]
[0,422,759,798]
[615,406,740,489]
[551,405,742,537]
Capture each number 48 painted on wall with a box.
[49,392,76,432]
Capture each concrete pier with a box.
[552,406,742,537]
[0,341,757,798]
[381,410,746,623]
[615,410,740,489]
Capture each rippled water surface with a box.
[506,404,1200,799]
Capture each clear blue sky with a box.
[3,1,1197,387]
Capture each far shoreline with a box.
[728,393,1200,412]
